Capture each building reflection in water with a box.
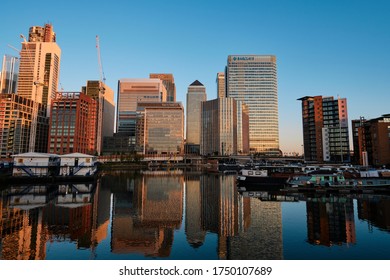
[0,181,103,259]
[110,170,183,257]
[229,192,283,260]
[185,172,206,248]
[199,174,283,260]
[2,171,390,260]
[357,195,390,233]
[305,196,356,246]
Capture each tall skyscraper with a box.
[186,80,206,154]
[298,95,350,163]
[18,24,61,110]
[226,55,279,155]
[116,79,167,136]
[216,72,225,98]
[82,80,115,155]
[149,73,176,102]
[0,54,19,94]
[17,23,61,152]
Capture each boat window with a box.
[255,171,261,175]
[248,171,253,175]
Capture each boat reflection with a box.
[0,181,98,259]
[1,171,390,260]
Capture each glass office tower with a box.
[226,55,279,156]
[0,55,19,94]
[186,80,206,154]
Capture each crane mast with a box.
[96,35,106,83]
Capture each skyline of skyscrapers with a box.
[0,23,388,165]
[226,55,280,156]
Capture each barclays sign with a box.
[233,56,255,61]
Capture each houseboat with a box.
[6,152,98,184]
[286,169,390,188]
[237,165,303,189]
[12,152,61,177]
[286,170,346,188]
[59,153,98,176]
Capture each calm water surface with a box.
[1,170,389,260]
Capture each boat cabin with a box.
[12,152,60,177]
[59,153,98,176]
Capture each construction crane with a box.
[96,35,106,83]
[95,35,106,156]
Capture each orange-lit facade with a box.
[18,24,60,112]
[82,80,115,155]
[216,72,225,98]
[48,92,98,155]
[0,93,48,157]
[117,79,167,136]
[149,73,176,102]
[136,102,184,156]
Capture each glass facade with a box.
[226,55,279,155]
[201,98,248,156]
[117,79,167,137]
[136,102,184,155]
[0,55,19,94]
[0,94,48,157]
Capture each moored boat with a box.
[237,169,287,187]
[286,170,345,188]
[286,169,390,188]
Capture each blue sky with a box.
[1,0,389,153]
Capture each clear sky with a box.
[1,0,389,153]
